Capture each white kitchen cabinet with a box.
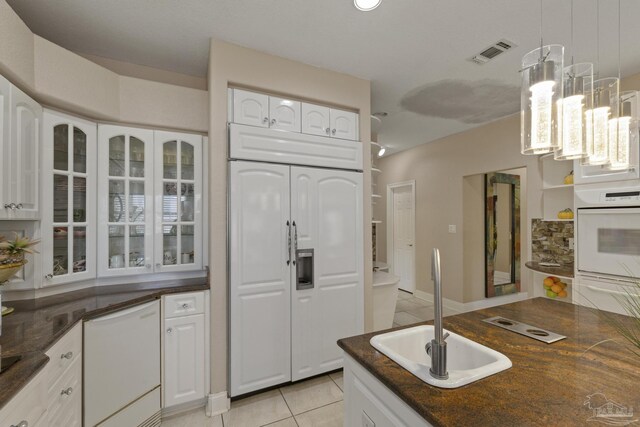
[0,79,42,219]
[41,110,97,286]
[0,75,10,218]
[0,361,47,427]
[233,89,269,128]
[302,104,358,141]
[301,103,331,137]
[154,131,203,272]
[330,108,358,141]
[229,161,292,396]
[98,125,155,277]
[269,96,301,132]
[164,314,206,407]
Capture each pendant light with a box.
[606,0,634,171]
[555,0,593,160]
[583,0,619,166]
[521,1,564,155]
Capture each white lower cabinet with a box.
[344,355,432,427]
[163,291,209,409]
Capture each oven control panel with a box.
[600,190,640,202]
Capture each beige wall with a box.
[0,0,208,132]
[208,39,372,394]
[78,52,207,90]
[375,114,542,303]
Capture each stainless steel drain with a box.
[482,316,566,344]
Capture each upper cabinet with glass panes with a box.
[97,125,204,277]
[41,110,97,286]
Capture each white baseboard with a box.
[162,398,207,419]
[413,289,530,314]
[206,391,230,417]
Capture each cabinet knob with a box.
[263,117,269,124]
[270,119,276,126]
[61,351,73,360]
[10,421,28,427]
[182,303,190,309]
[5,203,16,210]
[331,129,337,135]
[45,273,54,280]
[61,387,73,396]
[325,127,330,135]
[167,328,173,333]
[156,263,162,268]
[16,203,23,209]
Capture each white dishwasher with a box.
[84,300,161,427]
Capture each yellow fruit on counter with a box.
[551,284,563,294]
[557,208,574,220]
[543,277,555,288]
[564,171,574,185]
[558,290,568,298]
[557,281,567,289]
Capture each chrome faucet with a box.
[425,248,449,379]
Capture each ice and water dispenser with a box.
[296,249,314,290]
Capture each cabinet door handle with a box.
[61,387,73,396]
[286,220,291,265]
[263,117,269,124]
[270,119,276,126]
[167,328,173,333]
[331,129,337,135]
[61,351,73,360]
[325,127,330,135]
[45,273,53,280]
[10,421,28,427]
[292,221,298,266]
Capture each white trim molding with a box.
[206,392,230,417]
[414,289,531,314]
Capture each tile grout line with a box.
[273,387,299,427]
[292,399,343,420]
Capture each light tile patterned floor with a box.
[162,291,431,427]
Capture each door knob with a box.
[325,127,330,135]
[331,129,337,135]
[16,203,23,209]
[60,351,73,360]
[167,328,173,333]
[182,303,190,309]
[270,119,276,126]
[263,117,269,124]
[60,387,73,396]
[45,273,53,279]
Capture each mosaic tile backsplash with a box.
[531,219,574,266]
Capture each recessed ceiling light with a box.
[354,0,381,12]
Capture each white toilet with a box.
[372,270,401,331]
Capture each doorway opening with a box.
[386,181,416,294]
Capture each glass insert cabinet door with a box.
[41,110,97,285]
[154,131,203,272]
[98,125,154,276]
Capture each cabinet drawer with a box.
[46,356,81,425]
[45,322,82,392]
[0,363,47,427]
[164,292,205,318]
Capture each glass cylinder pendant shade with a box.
[555,63,593,160]
[608,91,638,170]
[583,78,619,166]
[521,45,564,155]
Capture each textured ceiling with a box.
[8,0,640,154]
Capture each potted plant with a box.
[0,233,40,283]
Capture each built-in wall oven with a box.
[575,185,640,314]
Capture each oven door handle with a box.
[586,284,636,296]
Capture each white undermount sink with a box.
[370,325,512,389]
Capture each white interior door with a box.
[290,166,363,381]
[388,183,415,293]
[229,161,292,396]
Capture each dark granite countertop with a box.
[338,298,640,427]
[525,261,575,278]
[0,278,209,410]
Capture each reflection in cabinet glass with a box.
[42,110,96,285]
[98,125,154,276]
[155,133,203,272]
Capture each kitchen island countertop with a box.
[338,297,640,427]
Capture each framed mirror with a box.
[485,172,521,297]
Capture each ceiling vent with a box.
[469,39,516,65]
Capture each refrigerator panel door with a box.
[84,300,160,427]
[290,167,364,381]
[230,161,292,396]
